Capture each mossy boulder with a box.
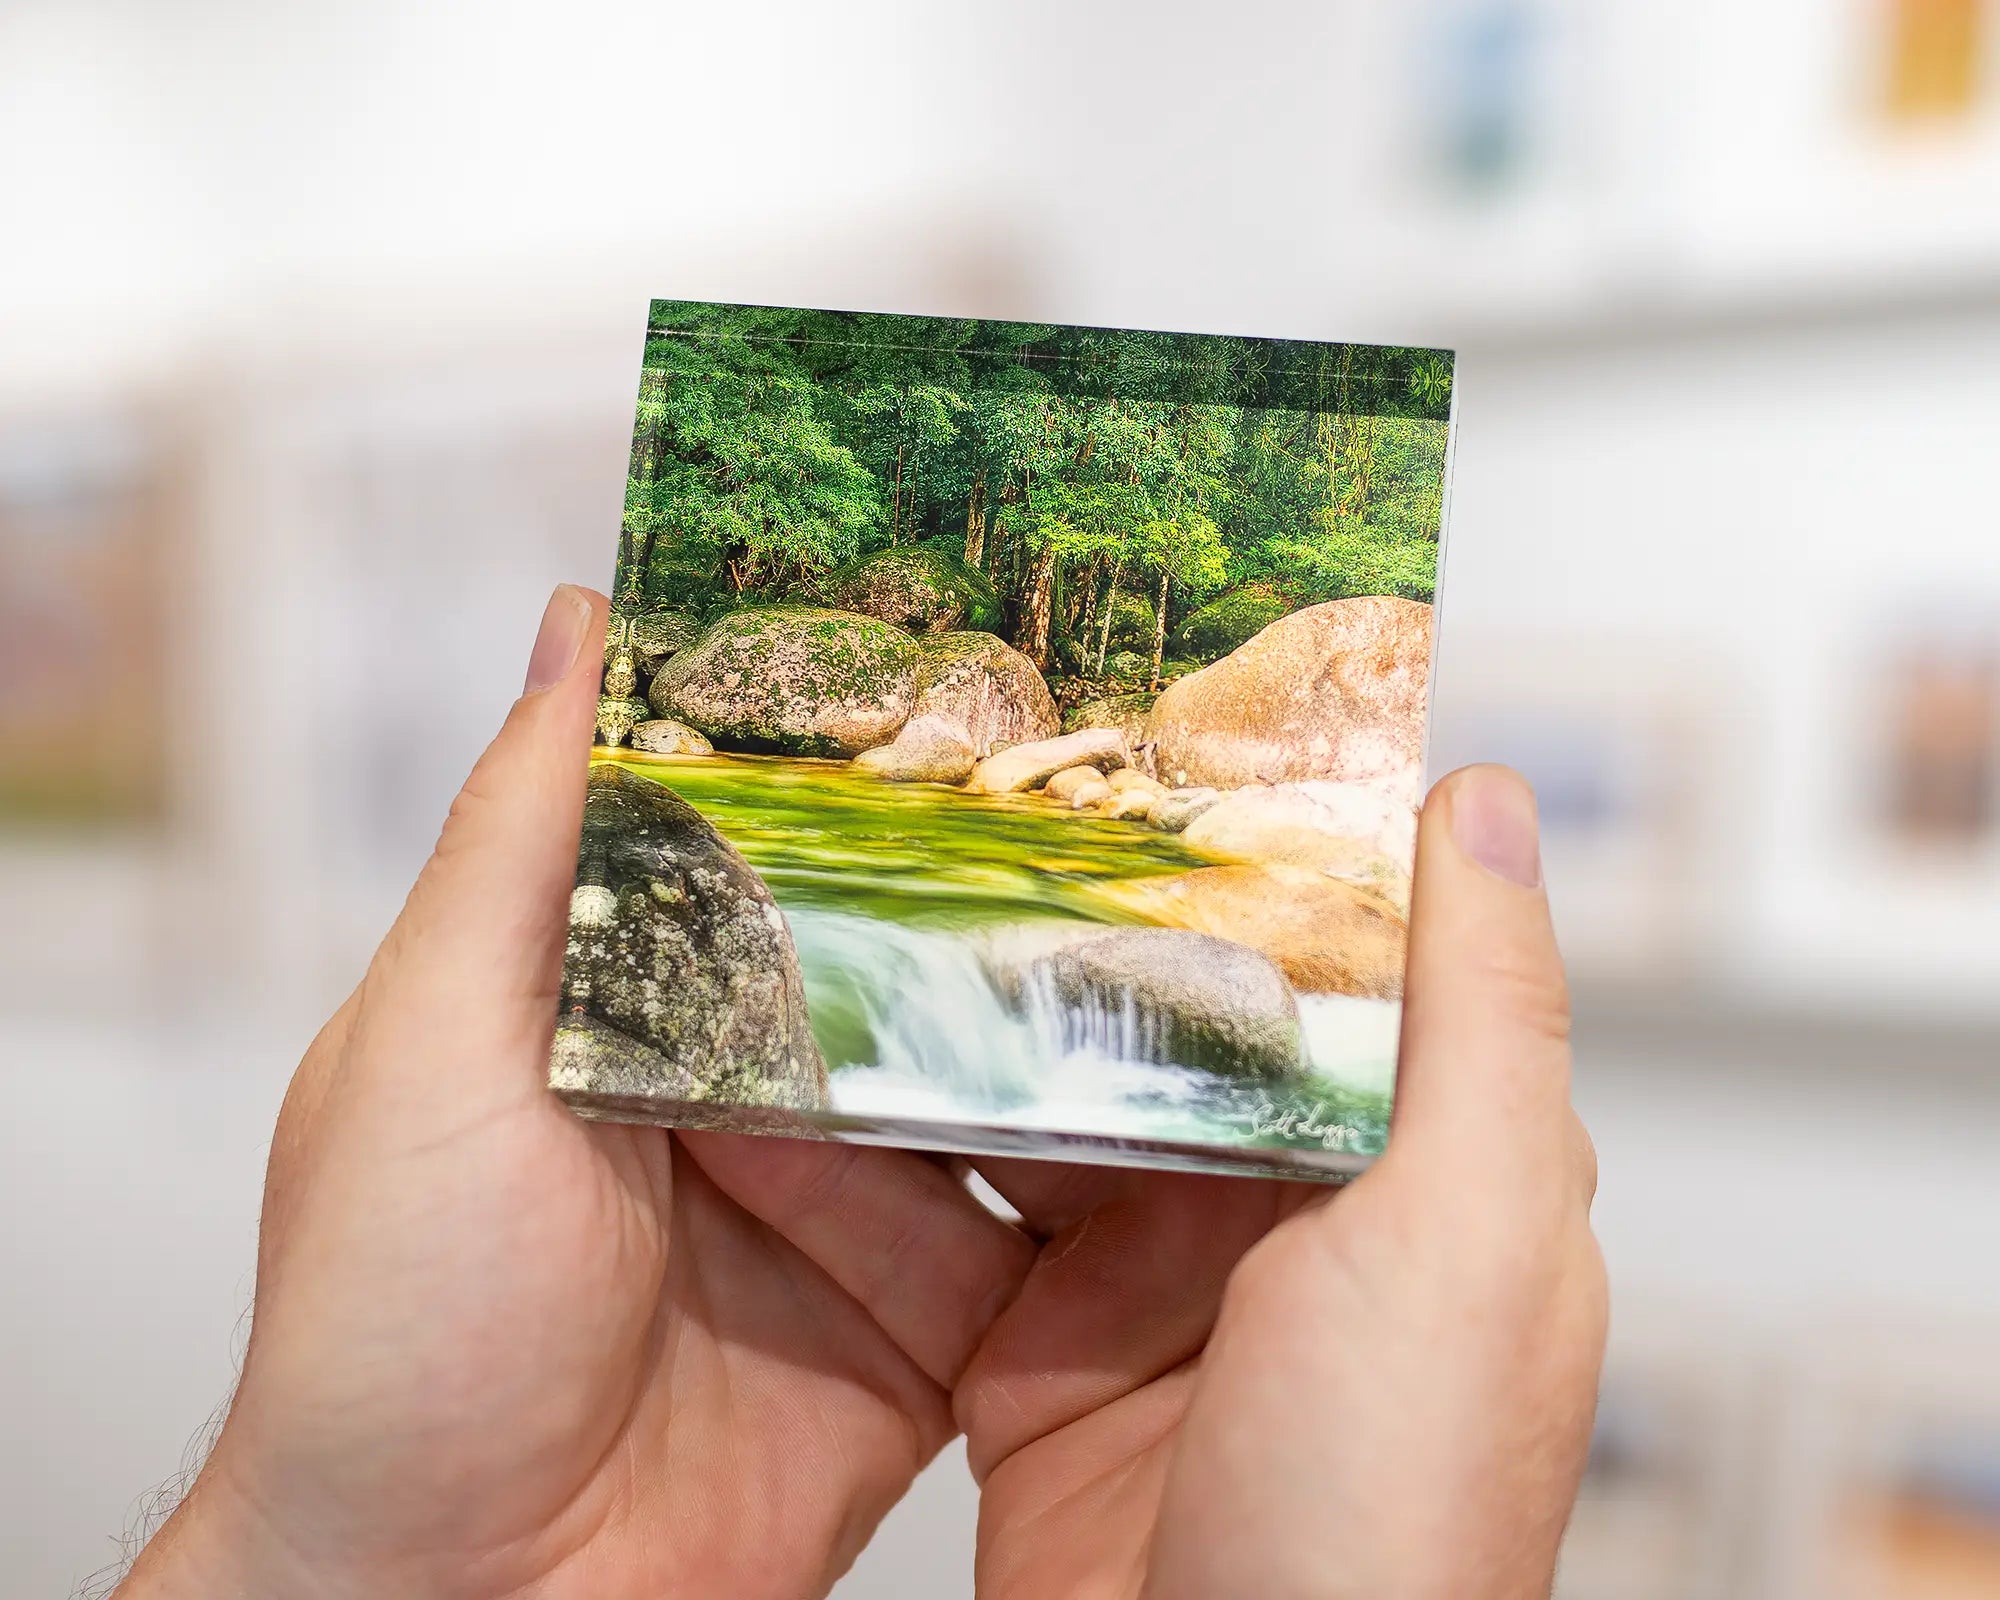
[649,606,919,758]
[1101,593,1157,651]
[1172,588,1292,662]
[822,547,1003,634]
[629,610,701,675]
[1062,692,1155,746]
[555,765,826,1111]
[912,631,1059,758]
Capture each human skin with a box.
[960,760,1606,1599]
[118,585,1604,1599]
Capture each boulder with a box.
[601,647,639,702]
[1150,786,1225,833]
[650,606,919,758]
[966,728,1129,795]
[1107,768,1166,797]
[1045,764,1108,804]
[1100,789,1156,822]
[1099,593,1158,652]
[912,632,1059,758]
[853,714,976,784]
[1131,864,1407,999]
[557,765,827,1109]
[1181,780,1417,882]
[629,718,714,756]
[1067,778,1114,810]
[629,610,701,675]
[1145,596,1433,803]
[1009,928,1306,1081]
[821,547,1003,634]
[1172,587,1291,662]
[550,1012,703,1102]
[595,696,652,747]
[1062,692,1155,746]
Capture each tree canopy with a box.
[618,303,1451,692]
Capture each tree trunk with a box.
[1019,544,1057,669]
[963,470,987,567]
[1096,559,1122,676]
[1149,570,1170,690]
[890,443,904,544]
[632,527,660,606]
[1348,414,1379,526]
[1076,554,1103,667]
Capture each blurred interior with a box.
[5,1,1999,1594]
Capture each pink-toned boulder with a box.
[853,714,976,784]
[912,632,1060,759]
[1181,780,1417,876]
[1045,765,1108,804]
[1144,597,1433,806]
[966,728,1128,795]
[1129,864,1408,999]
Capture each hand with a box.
[120,586,1035,1600]
[959,764,1607,1599]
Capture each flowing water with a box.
[600,751,1395,1157]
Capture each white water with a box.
[788,908,1399,1149]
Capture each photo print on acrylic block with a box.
[551,302,1455,1180]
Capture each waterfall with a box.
[783,907,1398,1145]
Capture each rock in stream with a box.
[553,765,827,1114]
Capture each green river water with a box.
[597,750,1396,1160]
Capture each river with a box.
[597,751,1396,1162]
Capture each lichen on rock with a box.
[555,765,827,1111]
[649,606,920,758]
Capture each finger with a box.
[1390,764,1585,1196]
[351,585,606,1104]
[681,1131,1037,1388]
[954,1173,1300,1480]
[966,1156,1127,1238]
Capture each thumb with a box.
[1387,764,1592,1200]
[355,584,607,1095]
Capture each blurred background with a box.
[5,0,1999,1593]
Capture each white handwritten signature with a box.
[1241,1098,1362,1152]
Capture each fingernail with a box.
[1452,766,1542,888]
[523,585,590,696]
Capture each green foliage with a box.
[821,545,1003,632]
[1174,586,1293,661]
[618,306,1446,670]
[1099,594,1156,650]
